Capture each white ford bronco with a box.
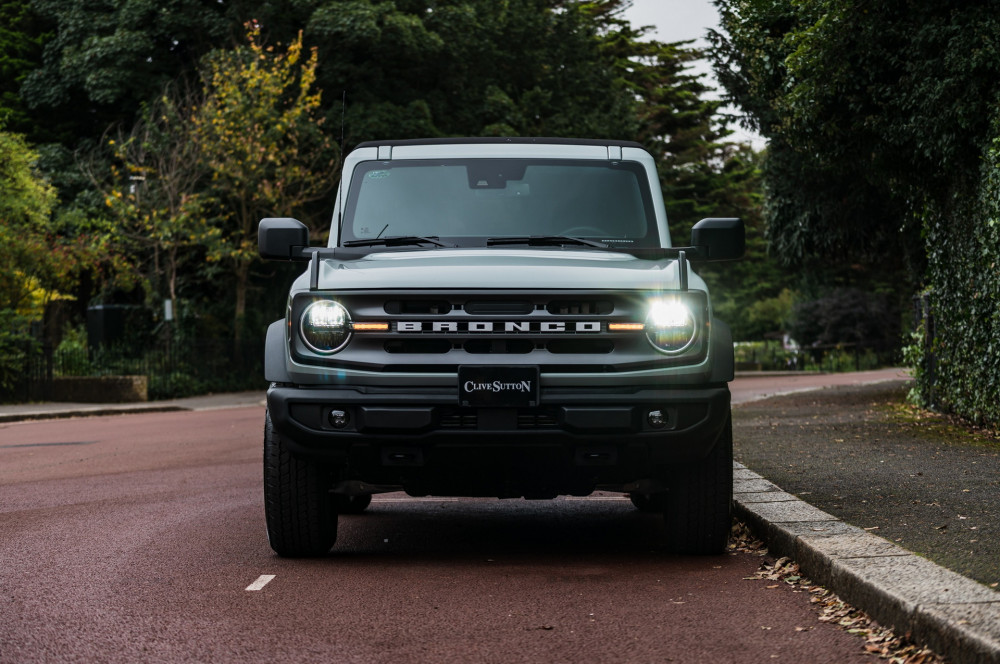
[258,138,744,556]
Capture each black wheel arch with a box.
[264,319,292,383]
[709,317,734,384]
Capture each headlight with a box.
[300,301,351,353]
[645,298,697,354]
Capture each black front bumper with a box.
[266,383,731,496]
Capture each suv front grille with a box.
[546,300,613,315]
[295,289,709,372]
[440,411,478,429]
[366,291,636,357]
[439,409,560,429]
[462,339,536,354]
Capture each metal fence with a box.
[1,339,266,403]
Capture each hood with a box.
[303,248,705,292]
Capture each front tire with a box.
[664,412,733,555]
[263,411,338,556]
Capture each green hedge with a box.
[916,122,1000,427]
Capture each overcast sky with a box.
[621,0,764,147]
[622,0,719,45]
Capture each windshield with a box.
[339,158,659,248]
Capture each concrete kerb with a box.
[0,405,186,423]
[0,392,267,423]
[733,462,1000,664]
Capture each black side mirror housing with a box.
[259,218,310,260]
[690,217,745,262]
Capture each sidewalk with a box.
[734,379,1000,664]
[0,391,266,423]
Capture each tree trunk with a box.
[234,261,248,348]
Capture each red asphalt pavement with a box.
[731,368,910,405]
[0,373,905,663]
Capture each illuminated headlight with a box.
[645,298,697,354]
[300,301,351,354]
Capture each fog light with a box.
[329,409,350,429]
[647,409,667,428]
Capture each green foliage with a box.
[0,131,54,229]
[0,0,49,135]
[314,0,642,141]
[814,346,883,374]
[919,128,1000,426]
[0,130,63,314]
[54,325,92,376]
[1,0,775,398]
[190,25,338,338]
[711,0,1000,425]
[743,288,795,340]
[710,0,1000,282]
[789,287,900,351]
[101,87,209,305]
[20,0,236,141]
[694,148,798,340]
[901,322,927,407]
[733,339,885,373]
[733,340,799,371]
[0,311,35,392]
[42,340,265,399]
[149,370,206,400]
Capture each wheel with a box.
[263,411,338,556]
[663,411,733,555]
[628,492,667,513]
[334,494,373,514]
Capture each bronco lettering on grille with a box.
[397,321,601,333]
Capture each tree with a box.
[19,0,245,143]
[0,0,50,137]
[189,24,338,342]
[8,0,769,344]
[99,87,207,308]
[608,27,788,340]
[710,0,1000,425]
[709,0,1000,282]
[301,0,676,141]
[0,130,101,389]
[0,130,61,313]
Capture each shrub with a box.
[0,310,34,392]
[54,325,92,376]
[916,125,1000,427]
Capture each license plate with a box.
[458,366,539,407]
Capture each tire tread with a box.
[263,412,338,556]
[664,413,733,555]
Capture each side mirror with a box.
[259,218,310,260]
[691,217,745,261]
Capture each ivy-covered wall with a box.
[918,120,1000,427]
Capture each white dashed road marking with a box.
[246,575,276,591]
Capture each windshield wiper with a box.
[486,235,608,248]
[342,235,453,248]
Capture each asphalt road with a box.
[0,374,902,663]
[730,368,911,405]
